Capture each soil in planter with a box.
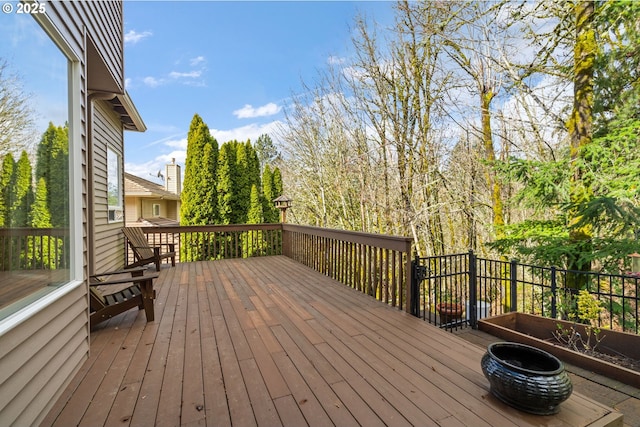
[550,341,640,372]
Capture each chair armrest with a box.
[91,266,147,279]
[90,272,159,287]
[154,243,175,249]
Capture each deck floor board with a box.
[43,256,622,427]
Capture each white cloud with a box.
[328,56,346,65]
[169,70,202,79]
[233,103,282,119]
[124,30,152,45]
[143,76,166,87]
[211,121,283,144]
[164,137,188,149]
[190,56,205,66]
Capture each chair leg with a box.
[139,279,155,322]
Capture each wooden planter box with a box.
[478,312,640,389]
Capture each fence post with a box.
[550,266,557,318]
[409,251,420,317]
[468,250,478,328]
[510,259,518,312]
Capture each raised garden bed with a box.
[478,312,640,389]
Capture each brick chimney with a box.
[165,158,181,195]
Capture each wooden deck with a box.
[42,256,622,427]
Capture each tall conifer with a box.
[217,142,238,224]
[36,122,69,227]
[12,151,33,227]
[273,167,283,197]
[181,114,218,225]
[262,165,278,223]
[31,177,52,228]
[0,153,15,227]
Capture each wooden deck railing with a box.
[137,224,283,264]
[0,227,70,271]
[136,224,414,313]
[282,224,413,312]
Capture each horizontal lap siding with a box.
[93,101,125,273]
[0,2,125,426]
[0,285,88,425]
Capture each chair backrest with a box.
[122,227,154,259]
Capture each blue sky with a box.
[0,1,393,183]
[122,1,395,182]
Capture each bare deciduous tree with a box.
[0,59,35,155]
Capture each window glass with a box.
[107,147,123,222]
[0,12,71,315]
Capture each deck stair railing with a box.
[412,250,640,334]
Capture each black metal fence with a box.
[412,251,640,334]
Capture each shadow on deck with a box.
[42,256,622,426]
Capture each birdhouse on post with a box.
[273,195,292,223]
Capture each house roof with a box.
[124,172,180,200]
[109,92,146,132]
[126,217,180,227]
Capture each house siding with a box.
[125,195,142,223]
[0,2,128,426]
[0,285,87,425]
[93,101,125,273]
[44,1,123,92]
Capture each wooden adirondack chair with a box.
[89,267,159,327]
[122,227,176,271]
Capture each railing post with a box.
[404,241,413,314]
[409,251,420,317]
[510,259,518,312]
[281,224,288,257]
[468,250,478,328]
[550,266,557,318]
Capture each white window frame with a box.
[152,203,161,217]
[107,146,124,223]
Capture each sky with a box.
[0,0,394,184]
[121,1,395,183]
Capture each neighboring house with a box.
[0,2,145,425]
[124,160,182,227]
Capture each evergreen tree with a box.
[180,114,218,225]
[30,177,51,227]
[273,167,283,197]
[234,140,262,224]
[246,140,261,190]
[200,143,218,223]
[0,153,15,227]
[11,151,33,227]
[254,133,279,172]
[36,123,69,228]
[217,142,238,224]
[244,184,265,257]
[29,177,59,269]
[247,184,264,224]
[235,141,251,223]
[261,164,278,223]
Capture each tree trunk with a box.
[567,1,595,287]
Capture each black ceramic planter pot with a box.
[481,342,573,415]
